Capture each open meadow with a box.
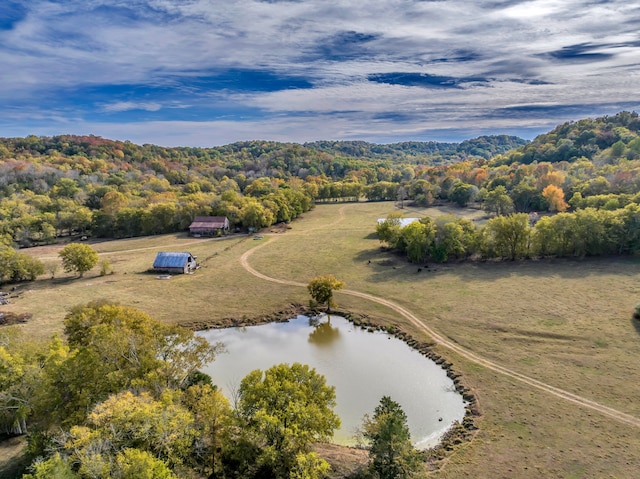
[3,201,640,478]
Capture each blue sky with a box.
[1,0,639,147]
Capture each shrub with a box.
[99,259,112,276]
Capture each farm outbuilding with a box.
[153,252,198,274]
[189,216,230,236]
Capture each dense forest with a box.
[374,111,640,264]
[0,133,525,254]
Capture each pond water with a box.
[197,315,466,449]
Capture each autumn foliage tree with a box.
[307,274,345,312]
[542,184,568,212]
[66,391,196,472]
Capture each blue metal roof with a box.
[153,252,192,268]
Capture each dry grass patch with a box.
[5,234,306,339]
[3,201,640,478]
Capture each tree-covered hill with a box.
[1,111,640,258]
[305,135,527,162]
[499,111,640,165]
[0,134,528,179]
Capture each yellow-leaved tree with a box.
[542,184,568,212]
[307,274,345,312]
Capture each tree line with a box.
[377,203,640,263]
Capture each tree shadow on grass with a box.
[354,246,393,264]
[448,255,640,282]
[358,251,640,284]
[631,316,640,336]
[48,276,82,285]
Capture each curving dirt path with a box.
[240,236,640,429]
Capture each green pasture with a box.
[4,201,640,478]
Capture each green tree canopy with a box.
[58,243,99,277]
[34,301,222,428]
[236,362,340,478]
[362,396,423,479]
[483,185,515,216]
[182,383,232,476]
[307,274,345,312]
[449,182,479,207]
[0,330,45,435]
[398,219,435,264]
[482,213,532,260]
[376,213,403,247]
[0,247,44,284]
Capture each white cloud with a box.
[102,101,162,112]
[500,0,563,20]
[0,0,639,143]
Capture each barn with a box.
[153,252,198,274]
[188,216,230,236]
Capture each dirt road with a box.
[240,236,640,429]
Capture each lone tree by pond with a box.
[307,274,345,313]
[58,243,99,278]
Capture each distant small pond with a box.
[197,315,465,448]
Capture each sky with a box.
[1,0,639,147]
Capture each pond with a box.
[197,314,466,449]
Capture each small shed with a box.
[189,216,230,236]
[153,252,198,274]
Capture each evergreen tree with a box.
[362,396,423,479]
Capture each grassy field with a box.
[3,201,640,478]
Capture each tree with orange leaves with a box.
[542,184,568,212]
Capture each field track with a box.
[240,214,640,430]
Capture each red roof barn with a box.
[188,216,230,236]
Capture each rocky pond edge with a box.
[180,303,481,473]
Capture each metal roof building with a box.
[189,216,229,236]
[152,252,198,274]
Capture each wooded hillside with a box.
[0,111,639,258]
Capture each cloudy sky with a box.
[1,0,639,146]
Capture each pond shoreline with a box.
[180,303,481,474]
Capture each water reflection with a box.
[197,315,465,448]
[308,316,341,346]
